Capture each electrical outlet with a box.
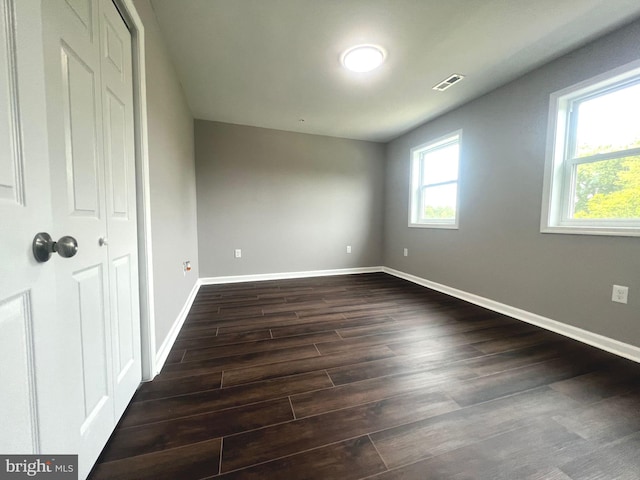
[346,245,352,254]
[612,285,629,304]
[234,249,242,259]
[403,248,408,257]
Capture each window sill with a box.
[409,222,459,230]
[541,225,640,237]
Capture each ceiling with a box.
[149,0,640,143]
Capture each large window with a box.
[409,131,461,228]
[542,61,640,236]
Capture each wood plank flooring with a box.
[89,273,640,479]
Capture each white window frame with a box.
[541,59,640,237]
[408,130,461,229]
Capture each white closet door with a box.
[99,0,141,423]
[41,0,141,477]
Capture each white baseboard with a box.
[199,266,384,285]
[154,279,201,376]
[383,267,640,364]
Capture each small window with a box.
[409,131,461,228]
[542,60,640,236]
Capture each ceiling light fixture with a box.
[341,45,385,73]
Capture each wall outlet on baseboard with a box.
[403,248,408,257]
[346,245,352,254]
[234,249,242,259]
[612,285,629,304]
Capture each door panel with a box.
[105,90,129,218]
[0,292,38,453]
[61,45,102,217]
[73,264,109,424]
[64,0,94,37]
[0,0,23,204]
[104,17,124,76]
[112,255,135,380]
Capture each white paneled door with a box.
[1,0,141,478]
[41,0,141,475]
[0,0,55,456]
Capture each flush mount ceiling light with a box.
[341,45,385,73]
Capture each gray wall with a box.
[383,20,640,347]
[195,121,385,277]
[134,0,200,350]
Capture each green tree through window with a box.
[423,205,456,219]
[573,140,640,220]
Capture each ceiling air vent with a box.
[432,73,465,91]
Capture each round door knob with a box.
[99,237,109,247]
[32,232,79,262]
[55,235,79,258]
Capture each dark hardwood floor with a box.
[89,273,640,479]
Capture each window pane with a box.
[421,143,459,185]
[421,183,457,220]
[573,155,640,219]
[575,82,640,158]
